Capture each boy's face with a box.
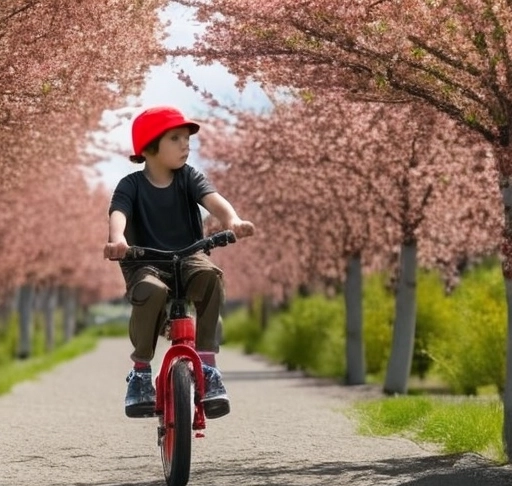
[146,126,191,169]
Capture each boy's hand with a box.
[103,239,129,260]
[230,219,255,239]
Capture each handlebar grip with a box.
[126,247,145,258]
[211,230,236,247]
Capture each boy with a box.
[104,106,254,419]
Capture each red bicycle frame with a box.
[155,316,207,433]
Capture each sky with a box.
[92,3,271,190]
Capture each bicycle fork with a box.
[156,315,207,446]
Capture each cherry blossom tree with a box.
[1,0,168,190]
[1,163,125,354]
[199,93,500,389]
[171,0,512,458]
[0,0,171,355]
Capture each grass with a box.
[0,322,128,396]
[350,395,505,463]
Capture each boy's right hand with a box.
[103,239,129,260]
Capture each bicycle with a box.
[120,230,236,486]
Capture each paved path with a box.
[1,337,511,486]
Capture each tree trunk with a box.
[504,278,512,460]
[18,284,35,359]
[494,146,512,461]
[42,286,58,352]
[61,287,77,342]
[384,241,417,395]
[344,253,365,385]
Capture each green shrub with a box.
[32,314,46,357]
[223,305,263,354]
[0,309,79,360]
[220,261,507,393]
[413,270,454,379]
[0,313,19,365]
[260,294,344,376]
[429,264,506,394]
[363,274,394,377]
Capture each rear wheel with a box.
[160,360,193,486]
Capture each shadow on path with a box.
[221,369,310,382]
[221,369,383,399]
[76,453,511,486]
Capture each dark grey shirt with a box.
[109,164,215,251]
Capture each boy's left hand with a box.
[230,219,255,239]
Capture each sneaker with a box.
[201,363,230,419]
[125,369,156,418]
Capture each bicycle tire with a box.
[160,359,193,486]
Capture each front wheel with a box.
[160,359,193,486]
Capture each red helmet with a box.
[131,106,200,156]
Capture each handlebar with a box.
[121,230,236,262]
